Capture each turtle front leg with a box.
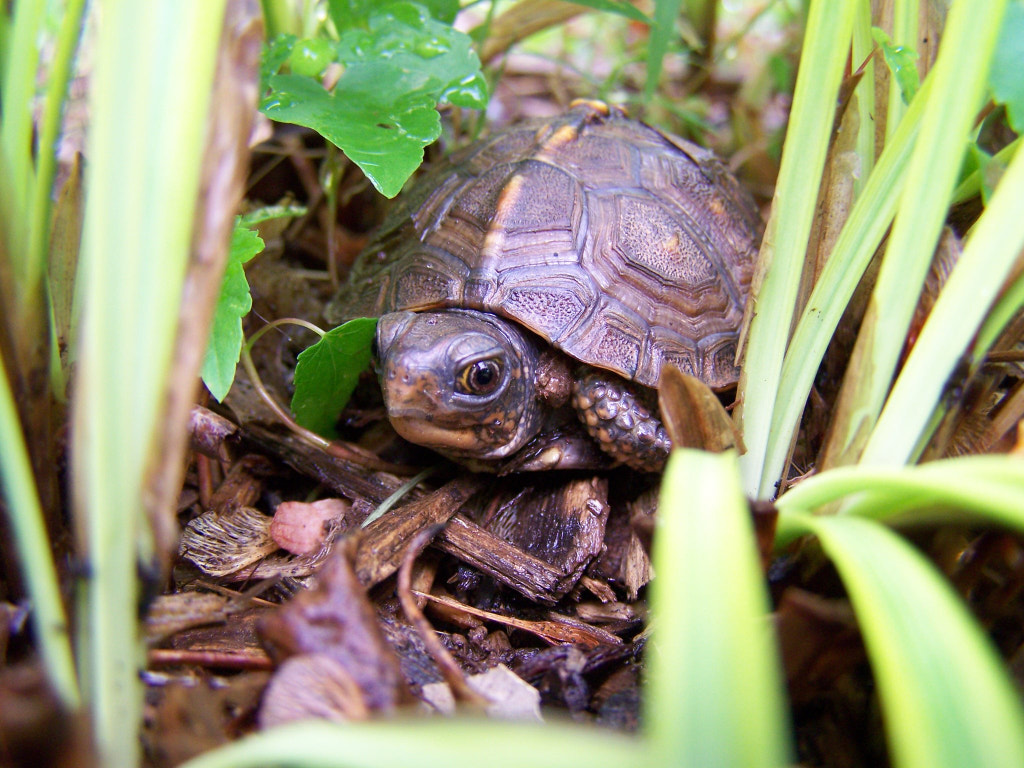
[571,368,671,472]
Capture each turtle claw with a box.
[498,427,616,474]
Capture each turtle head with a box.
[375,310,544,463]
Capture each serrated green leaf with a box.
[991,0,1024,132]
[201,225,262,401]
[261,2,487,198]
[873,26,920,105]
[291,317,377,437]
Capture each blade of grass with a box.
[0,0,43,281]
[758,74,932,496]
[776,454,1024,533]
[72,1,227,765]
[645,0,683,100]
[821,0,1009,470]
[735,0,856,498]
[884,0,918,140]
[177,718,645,768]
[974,257,1024,358]
[646,449,791,766]
[863,133,1024,465]
[778,512,1024,768]
[0,352,78,708]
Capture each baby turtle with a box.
[328,100,760,472]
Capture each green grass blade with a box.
[781,512,1024,768]
[736,0,856,498]
[0,352,79,708]
[974,254,1024,357]
[177,719,645,768]
[645,0,683,100]
[72,1,226,765]
[823,0,1009,469]
[0,0,43,282]
[884,0,919,140]
[759,75,931,495]
[28,0,88,337]
[646,449,791,766]
[776,454,1024,531]
[862,141,1024,465]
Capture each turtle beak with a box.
[375,311,417,360]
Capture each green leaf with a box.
[260,32,295,87]
[326,0,369,30]
[201,224,263,402]
[872,26,920,105]
[991,0,1024,132]
[287,36,335,77]
[780,512,1024,768]
[291,317,377,437]
[415,0,459,24]
[176,718,644,768]
[261,2,487,198]
[646,450,791,766]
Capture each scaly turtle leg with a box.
[571,368,671,472]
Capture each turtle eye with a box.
[456,358,503,396]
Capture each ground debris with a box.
[258,541,413,718]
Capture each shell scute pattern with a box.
[330,103,760,393]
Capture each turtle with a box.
[327,100,761,473]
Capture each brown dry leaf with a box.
[420,665,542,721]
[270,498,349,555]
[49,155,83,381]
[658,365,743,452]
[258,653,370,727]
[774,588,863,705]
[179,505,336,580]
[179,506,277,577]
[259,542,411,713]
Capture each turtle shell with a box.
[330,100,761,390]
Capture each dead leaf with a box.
[658,365,744,452]
[271,498,349,555]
